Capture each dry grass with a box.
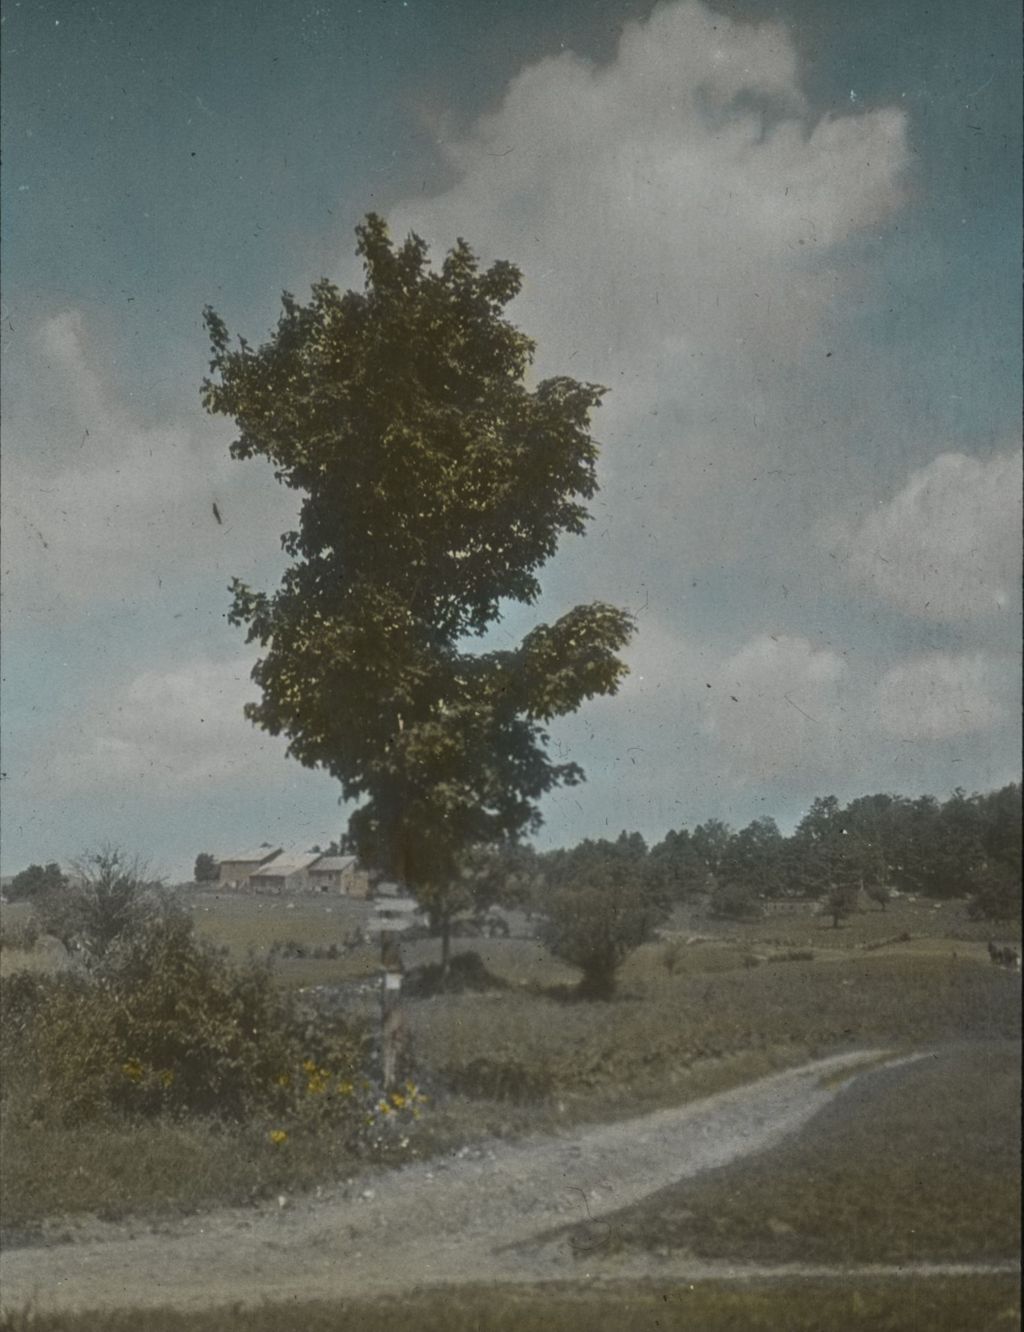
[2,1276,1020,1332]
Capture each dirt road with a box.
[1,1048,1009,1315]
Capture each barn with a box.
[216,847,282,890]
[306,855,371,898]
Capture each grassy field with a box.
[1,891,1019,1234]
[556,1040,1021,1265]
[2,1276,1021,1332]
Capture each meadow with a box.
[1,888,1019,1237]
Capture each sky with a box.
[2,0,1020,881]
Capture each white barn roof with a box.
[250,851,322,878]
[219,847,281,865]
[309,856,358,873]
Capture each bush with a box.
[1,909,370,1130]
[404,950,508,997]
[31,847,161,964]
[967,865,1022,922]
[709,883,764,920]
[539,836,671,999]
[0,919,40,952]
[6,863,67,904]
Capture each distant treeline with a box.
[519,784,1021,922]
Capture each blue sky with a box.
[2,0,1020,880]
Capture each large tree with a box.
[202,216,633,960]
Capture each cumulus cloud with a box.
[1,311,294,624]
[825,450,1022,623]
[877,651,1010,741]
[402,0,907,375]
[705,633,851,784]
[36,656,293,797]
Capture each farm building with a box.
[247,851,323,894]
[307,855,371,898]
[217,847,282,890]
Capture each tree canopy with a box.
[202,215,633,902]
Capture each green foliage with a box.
[967,863,1023,922]
[7,863,67,903]
[1,908,369,1129]
[539,833,671,998]
[203,216,633,904]
[30,847,160,964]
[718,818,784,898]
[826,883,859,927]
[0,917,40,952]
[709,882,765,920]
[193,853,219,883]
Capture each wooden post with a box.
[380,928,404,1090]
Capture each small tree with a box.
[826,883,858,929]
[865,881,891,912]
[202,216,634,969]
[7,862,67,903]
[539,834,670,999]
[193,852,219,883]
[32,846,161,964]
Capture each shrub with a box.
[6,862,67,904]
[539,835,671,999]
[31,846,161,964]
[709,883,764,920]
[825,884,859,928]
[0,919,40,952]
[193,853,219,883]
[967,865,1022,922]
[1,909,370,1130]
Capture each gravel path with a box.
[2,1048,1009,1315]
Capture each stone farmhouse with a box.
[307,855,371,898]
[217,847,282,890]
[216,846,371,897]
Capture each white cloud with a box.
[705,633,851,784]
[1,311,295,625]
[377,0,910,595]
[825,449,1022,623]
[877,651,1008,741]
[36,656,295,796]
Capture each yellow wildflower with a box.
[160,1069,175,1088]
[269,1129,288,1145]
[337,1081,354,1096]
[390,1092,406,1108]
[275,1073,291,1088]
[302,1059,317,1074]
